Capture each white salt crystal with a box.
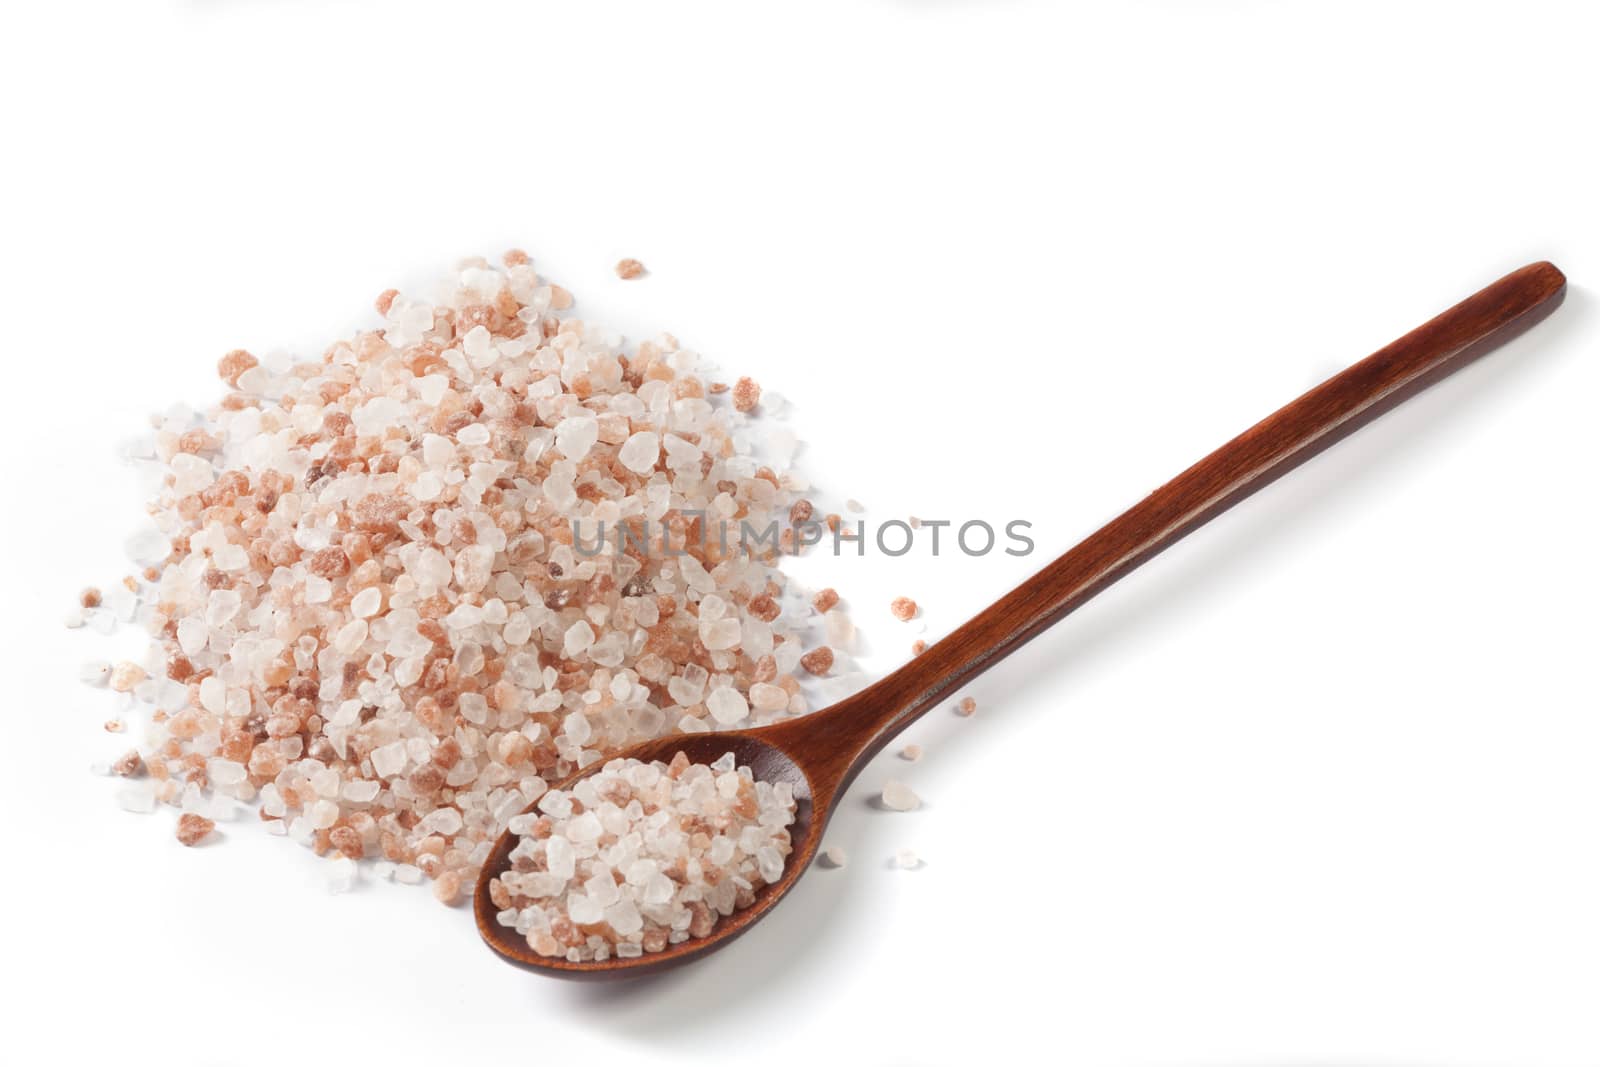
[643,872,675,905]
[124,526,170,564]
[554,415,599,461]
[333,618,368,655]
[207,759,246,787]
[79,660,112,687]
[563,620,596,657]
[618,431,660,474]
[462,325,496,369]
[894,848,921,869]
[749,683,788,712]
[198,676,226,714]
[566,811,602,844]
[453,545,494,593]
[176,616,209,656]
[545,835,576,879]
[605,898,644,935]
[539,790,573,819]
[206,588,242,626]
[706,686,749,726]
[822,845,848,868]
[563,710,593,746]
[309,799,340,829]
[350,587,382,618]
[699,617,741,651]
[756,845,784,883]
[371,740,409,778]
[900,744,923,762]
[326,857,359,893]
[568,894,604,924]
[881,779,921,811]
[116,782,157,813]
[824,609,855,649]
[212,543,248,571]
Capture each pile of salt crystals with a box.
[95,252,852,902]
[489,750,796,961]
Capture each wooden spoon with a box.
[476,261,1567,978]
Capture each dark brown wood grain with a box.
[476,262,1567,978]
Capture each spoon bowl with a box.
[475,263,1566,978]
[474,727,824,979]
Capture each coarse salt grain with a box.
[900,744,923,762]
[957,696,977,716]
[894,848,920,869]
[890,597,918,621]
[822,845,848,869]
[176,813,215,847]
[732,376,761,413]
[881,779,921,811]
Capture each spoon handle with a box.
[833,261,1566,760]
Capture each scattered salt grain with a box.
[732,376,761,413]
[894,848,921,870]
[822,846,848,869]
[615,258,646,280]
[116,782,157,813]
[326,857,358,893]
[890,597,918,622]
[900,744,923,762]
[79,661,112,687]
[881,779,921,811]
[957,696,977,716]
[176,813,215,847]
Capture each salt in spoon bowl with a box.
[476,262,1566,978]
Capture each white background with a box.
[3,1,1598,1064]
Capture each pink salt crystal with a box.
[112,749,145,778]
[108,661,146,693]
[900,744,923,762]
[890,597,918,622]
[176,813,215,847]
[957,696,977,717]
[615,258,646,280]
[216,349,258,387]
[799,646,834,676]
[433,871,463,906]
[732,376,760,413]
